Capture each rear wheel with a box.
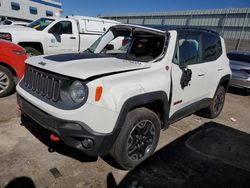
[0,65,15,98]
[110,107,161,170]
[204,86,226,118]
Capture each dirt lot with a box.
[0,88,249,188]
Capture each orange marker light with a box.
[95,86,103,102]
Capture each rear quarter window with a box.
[202,33,222,62]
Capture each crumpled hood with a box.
[25,53,151,80]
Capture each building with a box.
[101,8,250,51]
[0,0,62,23]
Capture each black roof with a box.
[144,24,219,35]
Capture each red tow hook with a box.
[50,134,60,142]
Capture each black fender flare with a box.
[113,91,170,137]
[217,74,231,92]
[100,91,170,155]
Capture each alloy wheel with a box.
[214,90,225,114]
[127,120,156,161]
[0,71,9,94]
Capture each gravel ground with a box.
[0,88,249,188]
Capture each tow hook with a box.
[50,134,60,142]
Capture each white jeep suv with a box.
[16,24,231,169]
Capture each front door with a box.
[47,20,79,54]
[169,32,210,119]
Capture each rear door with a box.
[46,20,79,54]
[201,32,223,97]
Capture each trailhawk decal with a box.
[86,67,150,81]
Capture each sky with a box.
[61,0,250,17]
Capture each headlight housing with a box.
[0,33,12,41]
[60,80,88,108]
[69,81,87,103]
[12,49,27,56]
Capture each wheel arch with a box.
[219,74,231,91]
[18,42,44,54]
[115,91,170,131]
[208,74,231,100]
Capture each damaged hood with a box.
[25,53,151,80]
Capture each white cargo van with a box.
[0,16,120,55]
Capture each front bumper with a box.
[17,94,118,156]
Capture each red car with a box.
[0,39,28,97]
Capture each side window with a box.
[60,21,72,34]
[49,21,72,34]
[11,2,20,11]
[174,33,201,65]
[202,33,222,62]
[46,10,53,17]
[30,6,38,15]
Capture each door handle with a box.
[70,37,76,39]
[218,68,223,71]
[198,72,206,76]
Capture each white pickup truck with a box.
[0,16,119,55]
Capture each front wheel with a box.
[204,86,226,119]
[110,107,161,170]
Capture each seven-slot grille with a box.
[23,65,62,102]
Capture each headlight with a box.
[69,81,87,103]
[12,49,26,56]
[59,80,88,108]
[0,33,12,41]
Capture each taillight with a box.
[240,69,250,75]
[13,50,26,56]
[0,33,12,41]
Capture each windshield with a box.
[87,26,166,62]
[27,18,54,31]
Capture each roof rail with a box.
[144,25,219,35]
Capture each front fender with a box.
[110,83,145,112]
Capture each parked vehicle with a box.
[16,25,231,169]
[227,51,250,92]
[0,16,120,55]
[1,19,30,26]
[0,40,27,97]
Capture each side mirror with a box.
[180,68,192,89]
[105,44,114,51]
[179,61,187,70]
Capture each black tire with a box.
[110,107,161,170]
[204,86,226,119]
[0,65,15,98]
[24,47,41,56]
[245,88,250,95]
